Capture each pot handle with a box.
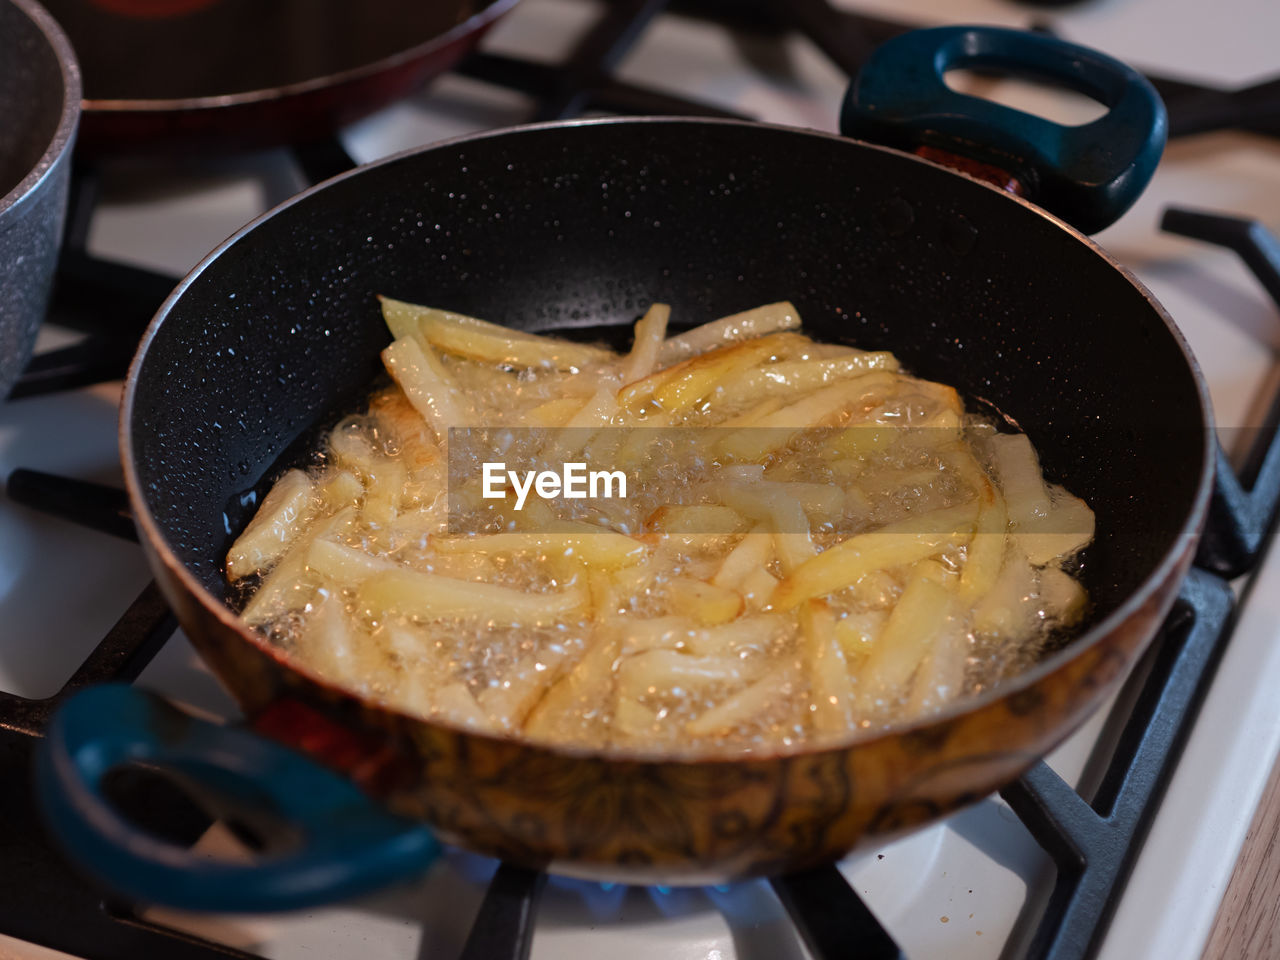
[35,684,440,912]
[840,25,1166,234]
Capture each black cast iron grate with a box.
[3,1,1278,958]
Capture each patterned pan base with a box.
[151,531,1191,885]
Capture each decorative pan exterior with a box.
[146,524,1193,884]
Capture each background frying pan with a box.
[37,27,1212,910]
[39,0,519,152]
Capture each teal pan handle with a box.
[35,684,440,912]
[841,25,1167,234]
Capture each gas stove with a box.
[3,1,1280,959]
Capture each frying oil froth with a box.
[226,299,1094,757]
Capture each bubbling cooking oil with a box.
[229,316,1093,756]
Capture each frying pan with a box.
[37,26,1212,910]
[38,0,519,152]
[0,0,80,397]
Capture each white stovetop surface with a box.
[3,0,1280,958]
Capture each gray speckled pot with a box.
[0,0,80,399]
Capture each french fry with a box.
[957,481,1008,601]
[478,642,574,730]
[241,507,356,625]
[773,500,979,609]
[801,600,855,735]
[657,301,801,364]
[565,386,620,429]
[1017,487,1095,565]
[718,353,901,405]
[361,456,407,528]
[620,302,671,383]
[654,335,791,414]
[305,537,400,582]
[431,523,648,568]
[384,623,447,714]
[226,469,316,579]
[618,334,795,413]
[380,296,613,370]
[906,620,968,715]
[713,479,845,527]
[712,525,773,590]
[986,433,1051,525]
[855,572,953,714]
[740,566,780,611]
[1039,564,1088,625]
[524,396,586,427]
[972,544,1037,638]
[714,482,816,574]
[620,617,700,654]
[612,696,661,741]
[617,650,762,699]
[525,632,621,745]
[369,388,444,469]
[431,682,493,730]
[816,425,895,460]
[834,610,886,661]
[540,386,620,462]
[620,615,785,658]
[296,595,360,685]
[316,469,364,511]
[358,568,586,624]
[715,372,900,461]
[722,395,787,427]
[686,664,800,737]
[666,577,743,626]
[382,336,465,443]
[686,615,786,656]
[649,504,749,535]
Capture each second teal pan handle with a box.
[36,684,441,912]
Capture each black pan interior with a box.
[128,119,1207,632]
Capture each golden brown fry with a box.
[715,371,900,462]
[718,353,900,405]
[657,301,801,364]
[772,500,979,610]
[618,334,796,413]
